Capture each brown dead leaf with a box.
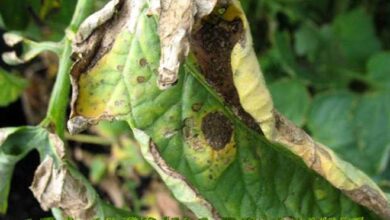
[154,0,217,89]
[30,157,97,219]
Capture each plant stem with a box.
[65,132,112,146]
[44,0,94,138]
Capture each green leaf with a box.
[354,92,390,174]
[0,0,29,30]
[332,8,381,67]
[367,52,390,90]
[90,156,107,183]
[67,1,390,218]
[294,22,321,61]
[308,91,390,176]
[308,91,356,152]
[0,69,27,107]
[36,0,78,41]
[273,31,300,77]
[94,120,132,139]
[269,78,310,126]
[0,0,78,41]
[0,127,45,214]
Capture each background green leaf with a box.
[0,69,27,107]
[308,91,390,176]
[269,78,310,126]
[367,52,390,90]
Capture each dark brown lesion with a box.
[190,7,262,134]
[201,112,233,150]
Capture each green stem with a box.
[64,132,112,146]
[44,0,94,138]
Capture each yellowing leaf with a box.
[68,0,390,218]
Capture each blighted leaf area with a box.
[190,6,262,134]
[201,112,233,150]
[70,0,124,83]
[65,0,390,219]
[156,0,218,89]
[0,127,113,219]
[30,157,96,220]
[68,0,131,134]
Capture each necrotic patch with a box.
[190,7,262,134]
[201,112,233,150]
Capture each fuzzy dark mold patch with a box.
[201,112,233,150]
[190,9,262,134]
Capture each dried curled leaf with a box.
[154,0,217,89]
[0,127,132,218]
[30,157,97,219]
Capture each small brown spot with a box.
[139,58,148,67]
[137,76,146,83]
[244,164,255,172]
[201,112,233,150]
[191,103,203,112]
[117,65,124,71]
[114,100,124,106]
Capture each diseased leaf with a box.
[0,127,134,218]
[0,68,27,107]
[68,0,390,219]
[154,0,217,89]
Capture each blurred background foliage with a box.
[241,0,390,189]
[0,0,389,219]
